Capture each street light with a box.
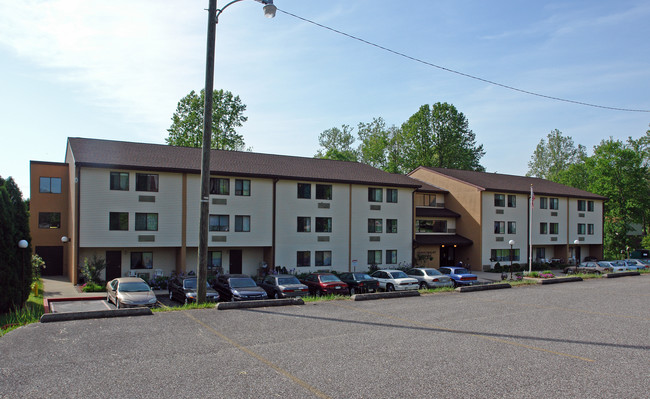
[18,240,28,300]
[573,239,579,265]
[197,0,276,303]
[508,239,515,280]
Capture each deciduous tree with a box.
[526,129,586,180]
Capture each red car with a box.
[300,273,349,296]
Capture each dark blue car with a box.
[438,266,478,287]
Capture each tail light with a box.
[432,278,439,282]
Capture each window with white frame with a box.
[386,189,398,203]
[135,213,158,231]
[210,178,229,195]
[368,250,382,265]
[507,221,516,234]
[368,219,383,233]
[368,188,382,202]
[135,173,158,192]
[235,179,250,196]
[39,177,62,193]
[507,195,516,208]
[386,219,398,233]
[235,215,250,232]
[315,217,332,233]
[494,221,505,234]
[209,215,229,231]
[297,251,311,267]
[315,251,332,266]
[386,250,397,264]
[494,194,505,207]
[297,217,311,232]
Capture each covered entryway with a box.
[106,251,122,281]
[229,250,242,274]
[414,234,473,268]
[36,246,63,276]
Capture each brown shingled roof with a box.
[67,137,423,188]
[413,166,607,200]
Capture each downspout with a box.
[272,178,278,269]
[348,183,352,272]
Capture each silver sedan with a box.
[106,277,158,309]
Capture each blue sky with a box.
[1,0,649,198]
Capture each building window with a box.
[130,252,153,269]
[494,221,505,234]
[368,219,383,233]
[315,184,332,200]
[39,177,62,194]
[297,183,311,199]
[540,223,548,234]
[550,198,559,210]
[109,212,128,231]
[209,215,229,231]
[297,217,311,232]
[297,251,311,267]
[550,223,559,235]
[235,179,250,196]
[38,212,61,229]
[588,224,594,235]
[507,221,516,234]
[386,250,397,265]
[368,250,382,265]
[416,220,447,233]
[507,195,516,208]
[535,248,546,261]
[491,249,520,262]
[109,172,129,191]
[210,178,229,195]
[578,223,586,235]
[235,215,250,232]
[539,197,548,209]
[577,200,586,211]
[315,251,332,267]
[494,194,505,207]
[386,219,398,233]
[135,173,158,192]
[208,251,222,271]
[587,201,594,212]
[386,189,398,203]
[315,217,332,233]
[368,188,383,202]
[417,194,437,207]
[135,213,158,231]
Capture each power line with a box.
[277,8,650,113]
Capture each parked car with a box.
[338,272,379,294]
[106,277,158,309]
[212,274,268,301]
[370,270,419,292]
[564,261,612,274]
[622,259,649,271]
[258,274,309,299]
[405,268,454,289]
[598,261,628,273]
[168,276,220,304]
[438,266,478,287]
[300,273,349,296]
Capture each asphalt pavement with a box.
[2,274,648,398]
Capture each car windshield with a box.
[119,282,151,292]
[597,262,611,267]
[183,278,210,290]
[424,269,442,276]
[389,271,408,279]
[278,277,301,285]
[354,273,372,280]
[229,278,257,288]
[319,275,341,282]
[454,268,470,274]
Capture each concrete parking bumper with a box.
[351,290,420,301]
[216,297,304,310]
[455,283,511,292]
[603,271,641,278]
[40,307,153,323]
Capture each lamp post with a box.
[197,0,276,303]
[18,240,28,300]
[573,239,579,266]
[508,239,515,280]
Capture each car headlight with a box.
[148,297,157,304]
[187,292,197,298]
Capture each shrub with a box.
[81,283,105,292]
[81,255,106,285]
[31,254,46,281]
[148,276,169,290]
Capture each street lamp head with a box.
[263,2,276,18]
[18,239,28,249]
[508,239,515,246]
[61,236,70,243]
[574,239,579,245]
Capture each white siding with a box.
[481,192,529,265]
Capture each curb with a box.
[351,290,420,301]
[535,276,583,284]
[603,271,641,278]
[43,296,106,314]
[40,307,153,323]
[216,298,304,310]
[455,283,511,292]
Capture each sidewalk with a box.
[42,276,105,299]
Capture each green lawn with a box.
[0,281,44,337]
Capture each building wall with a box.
[481,191,529,266]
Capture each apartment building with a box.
[30,137,422,284]
[409,167,606,270]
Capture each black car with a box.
[212,274,268,301]
[338,272,379,294]
[168,276,220,304]
[258,274,309,299]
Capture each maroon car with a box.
[300,273,349,296]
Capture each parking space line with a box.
[479,299,650,321]
[184,312,332,399]
[331,302,595,363]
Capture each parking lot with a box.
[2,275,648,398]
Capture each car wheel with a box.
[184,297,189,305]
[386,284,395,292]
[452,281,458,288]
[106,293,111,303]
[169,290,173,301]
[349,287,356,295]
[419,282,428,290]
[273,291,280,299]
[565,269,573,275]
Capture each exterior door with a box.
[230,250,242,274]
[36,246,63,276]
[106,251,122,281]
[440,246,455,266]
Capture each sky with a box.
[1,0,649,198]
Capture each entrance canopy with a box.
[415,234,473,247]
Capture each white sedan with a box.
[370,270,419,292]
